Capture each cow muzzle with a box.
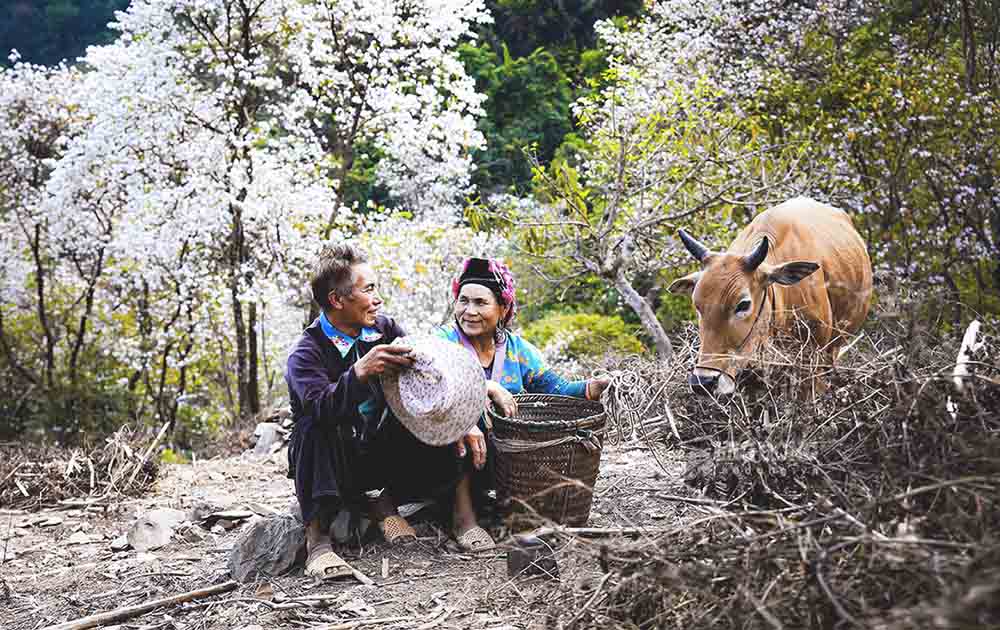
[688,368,737,396]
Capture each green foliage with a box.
[485,0,644,62]
[521,312,645,360]
[159,447,189,465]
[340,142,391,212]
[1,0,129,66]
[460,1,645,192]
[461,43,573,191]
[656,284,697,333]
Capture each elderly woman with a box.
[436,258,611,546]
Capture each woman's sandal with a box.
[305,542,353,581]
[454,525,496,552]
[378,514,417,545]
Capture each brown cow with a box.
[668,197,873,395]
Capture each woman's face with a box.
[455,283,506,341]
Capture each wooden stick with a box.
[528,526,667,538]
[125,421,170,490]
[43,580,237,630]
[352,566,375,586]
[311,616,413,630]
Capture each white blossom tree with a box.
[43,0,491,420]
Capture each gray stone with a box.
[228,515,305,582]
[110,534,130,551]
[175,522,208,542]
[186,501,219,522]
[252,423,283,455]
[248,502,281,517]
[127,508,187,551]
[288,498,303,523]
[507,534,559,579]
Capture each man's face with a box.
[330,263,382,329]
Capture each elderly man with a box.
[286,243,494,581]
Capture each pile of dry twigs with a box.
[552,310,999,629]
[0,423,162,510]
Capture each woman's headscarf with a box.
[451,257,518,331]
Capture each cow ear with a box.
[668,271,700,296]
[764,261,820,286]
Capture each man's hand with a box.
[455,425,487,470]
[486,381,517,418]
[353,344,415,383]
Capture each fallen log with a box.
[43,580,237,630]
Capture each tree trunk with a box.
[960,0,978,92]
[31,224,56,389]
[248,301,260,415]
[231,281,249,420]
[612,269,673,359]
[230,204,249,420]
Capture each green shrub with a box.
[656,290,697,333]
[521,312,645,360]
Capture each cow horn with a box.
[743,237,769,271]
[678,229,710,263]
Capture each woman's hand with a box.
[586,375,612,401]
[486,381,517,418]
[455,425,487,470]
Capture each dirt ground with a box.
[0,440,703,630]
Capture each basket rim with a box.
[488,393,606,432]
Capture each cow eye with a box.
[735,299,752,315]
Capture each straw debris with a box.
[554,310,999,629]
[0,424,160,510]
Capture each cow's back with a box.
[731,197,872,341]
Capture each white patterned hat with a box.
[382,334,486,446]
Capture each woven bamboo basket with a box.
[488,394,606,531]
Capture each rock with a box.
[35,516,64,527]
[127,508,187,551]
[175,523,208,542]
[288,499,303,523]
[110,535,131,552]
[248,502,281,517]
[186,501,219,522]
[253,422,283,455]
[507,534,559,579]
[66,531,92,545]
[207,509,255,521]
[228,516,304,582]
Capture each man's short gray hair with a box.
[311,242,368,309]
